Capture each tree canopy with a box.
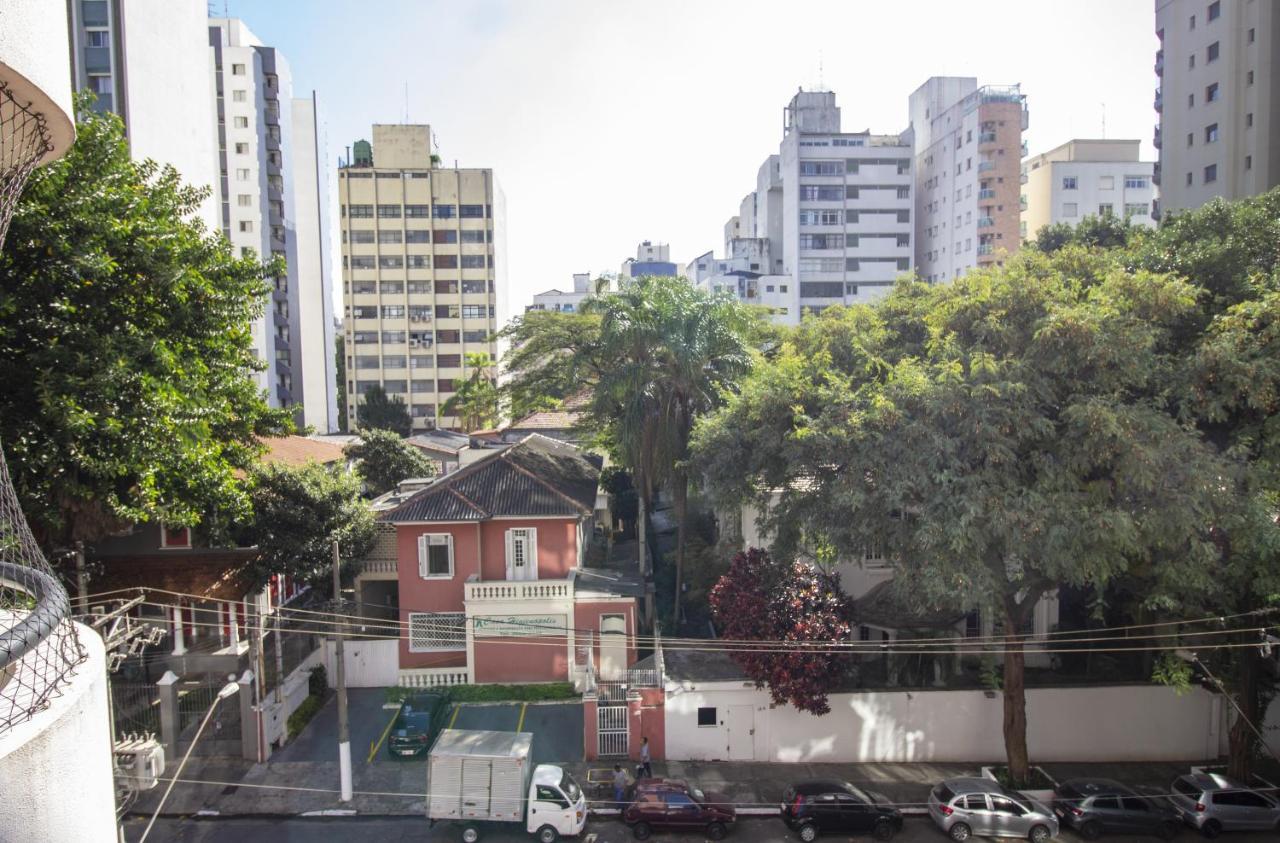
[0,94,292,547]
[442,352,499,432]
[344,427,435,496]
[356,384,412,436]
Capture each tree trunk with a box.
[1226,649,1261,781]
[637,481,648,576]
[1002,600,1031,786]
[672,467,689,627]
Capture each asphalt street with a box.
[120,815,1280,843]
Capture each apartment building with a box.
[620,240,680,279]
[67,0,221,230]
[1154,0,1279,214]
[688,240,796,324]
[1021,139,1157,240]
[909,77,1028,283]
[528,273,606,313]
[338,124,508,432]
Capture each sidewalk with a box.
[127,754,1203,818]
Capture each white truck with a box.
[427,729,588,843]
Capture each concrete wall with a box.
[0,0,75,162]
[323,637,399,688]
[0,622,116,842]
[664,682,1224,764]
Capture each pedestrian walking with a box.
[639,736,652,778]
[612,763,629,807]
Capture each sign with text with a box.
[472,614,567,639]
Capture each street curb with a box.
[129,806,933,821]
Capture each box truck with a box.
[427,729,587,842]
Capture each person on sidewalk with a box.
[639,736,652,779]
[613,764,629,807]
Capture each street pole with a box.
[332,539,352,801]
[74,540,88,615]
[273,588,285,705]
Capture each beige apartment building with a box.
[1021,139,1157,240]
[338,124,507,431]
[1154,0,1279,214]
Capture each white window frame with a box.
[862,545,893,570]
[504,527,538,581]
[160,524,192,550]
[417,533,454,579]
[408,611,466,652]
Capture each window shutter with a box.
[527,528,538,580]
[418,534,428,579]
[445,534,454,576]
[504,529,514,579]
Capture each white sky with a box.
[237,0,1160,310]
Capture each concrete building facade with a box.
[1021,139,1158,240]
[338,124,507,431]
[528,272,602,313]
[621,240,680,279]
[1154,0,1279,214]
[909,77,1028,283]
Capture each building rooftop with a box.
[259,435,347,467]
[661,648,749,683]
[87,549,260,604]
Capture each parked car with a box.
[1168,772,1280,837]
[1051,778,1180,839]
[928,777,1059,842]
[781,780,903,840]
[387,692,448,757]
[622,778,735,840]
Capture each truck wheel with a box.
[632,821,652,840]
[462,826,480,843]
[535,825,559,843]
[707,822,728,840]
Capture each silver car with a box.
[928,777,1059,842]
[1169,772,1280,837]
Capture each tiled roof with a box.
[507,392,589,433]
[87,550,260,603]
[406,430,472,457]
[260,435,347,467]
[379,434,599,523]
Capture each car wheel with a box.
[873,818,896,840]
[798,823,818,842]
[632,821,652,840]
[536,825,559,843]
[1157,820,1179,840]
[1199,820,1221,840]
[462,826,480,843]
[1028,824,1051,843]
[949,822,972,842]
[1079,820,1103,840]
[707,821,728,840]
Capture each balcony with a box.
[1153,162,1162,186]
[1019,197,1028,212]
[977,216,995,229]
[465,579,572,603]
[978,131,997,144]
[1155,50,1164,76]
[1154,88,1163,112]
[977,161,996,173]
[978,188,996,200]
[1154,126,1162,149]
[977,244,994,256]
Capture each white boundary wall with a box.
[664,682,1226,763]
[324,637,399,688]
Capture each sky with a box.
[231,0,1160,311]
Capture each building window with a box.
[160,525,191,550]
[377,204,401,218]
[1189,54,1196,69]
[235,142,249,154]
[433,204,456,219]
[405,204,429,218]
[798,161,843,176]
[1206,83,1219,102]
[416,533,453,578]
[238,220,253,232]
[1245,155,1252,171]
[1246,113,1253,128]
[347,204,373,218]
[460,255,487,269]
[1207,1,1219,21]
[1204,164,1218,183]
[459,204,486,218]
[697,707,717,727]
[1124,176,1149,189]
[233,116,248,128]
[236,167,251,181]
[237,194,252,207]
[1098,203,1114,216]
[406,230,430,243]
[1207,41,1219,62]
[798,185,844,201]
[1063,203,1078,218]
[409,255,430,268]
[1187,132,1194,148]
[382,305,405,318]
[1186,172,1194,186]
[85,29,110,47]
[408,612,465,652]
[231,63,246,75]
[1124,203,1148,218]
[505,528,537,580]
[1188,93,1195,108]
[437,378,456,393]
[1098,175,1114,190]
[232,89,247,102]
[379,256,404,270]
[461,304,487,319]
[1205,123,1219,143]
[1247,71,1254,85]
[1248,28,1255,43]
[86,74,111,95]
[460,230,487,244]
[1062,176,1078,190]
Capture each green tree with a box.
[694,252,1228,785]
[499,308,603,422]
[336,335,348,432]
[244,461,377,588]
[442,352,499,432]
[344,427,435,496]
[0,94,292,546]
[356,384,412,436]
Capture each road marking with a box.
[516,702,528,732]
[447,703,461,729]
[367,707,400,763]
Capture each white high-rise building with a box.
[1021,139,1157,240]
[66,0,221,230]
[528,273,607,313]
[695,89,914,323]
[1154,0,1279,214]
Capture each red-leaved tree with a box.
[709,547,855,715]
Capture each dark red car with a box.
[622,779,736,840]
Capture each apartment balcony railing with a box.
[978,189,996,200]
[1019,197,1028,212]
[1153,161,1162,186]
[977,216,995,229]
[1155,50,1164,76]
[977,161,996,173]
[976,244,994,256]
[1021,140,1029,157]
[465,579,573,602]
[359,558,397,575]
[978,131,997,144]
[1154,88,1163,112]
[1154,126,1162,149]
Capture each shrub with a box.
[288,694,324,739]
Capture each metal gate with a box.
[597,704,628,757]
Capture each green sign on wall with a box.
[472,614,566,638]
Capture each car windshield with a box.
[843,782,873,803]
[1173,778,1201,798]
[933,783,956,803]
[559,771,581,802]
[688,785,706,803]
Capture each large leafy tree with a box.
[710,547,855,714]
[0,94,292,547]
[442,352,500,432]
[695,251,1229,784]
[244,461,377,588]
[344,427,435,496]
[356,384,412,436]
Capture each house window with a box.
[1207,1,1219,21]
[408,612,466,652]
[1205,123,1219,143]
[1062,176,1077,190]
[160,525,191,550]
[863,545,892,570]
[1206,41,1219,62]
[505,528,538,580]
[1204,164,1218,183]
[1062,202,1078,218]
[1206,83,1220,102]
[232,90,247,103]
[233,116,249,128]
[697,707,717,727]
[231,63,246,75]
[1099,203,1114,216]
[417,533,454,578]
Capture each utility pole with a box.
[74,540,88,614]
[273,580,285,704]
[332,540,352,801]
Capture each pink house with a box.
[379,435,639,687]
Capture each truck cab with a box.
[526,764,587,840]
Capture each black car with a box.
[781,780,903,841]
[386,692,448,758]
[1052,778,1180,840]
